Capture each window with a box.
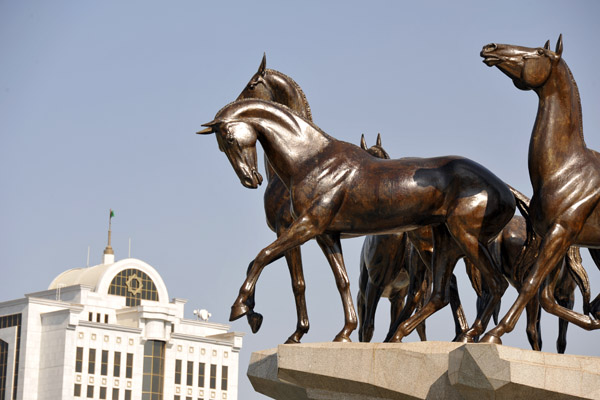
[114,352,121,376]
[87,385,94,398]
[209,364,216,389]
[186,361,193,386]
[124,390,131,400]
[175,360,182,385]
[96,313,101,323]
[74,384,81,397]
[88,312,93,322]
[174,396,180,400]
[75,347,83,373]
[197,363,205,387]
[100,386,107,399]
[126,353,133,379]
[105,314,109,324]
[112,388,119,400]
[108,268,160,306]
[101,350,109,375]
[142,340,165,400]
[0,340,7,400]
[221,366,228,391]
[88,349,96,374]
[0,314,22,400]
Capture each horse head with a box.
[480,34,563,91]
[198,102,263,189]
[237,53,274,102]
[360,133,390,159]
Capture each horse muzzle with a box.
[240,169,263,189]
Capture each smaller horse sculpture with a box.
[199,98,517,343]
[357,135,469,342]
[480,34,600,345]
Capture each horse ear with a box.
[259,53,267,77]
[544,40,550,50]
[197,119,219,134]
[360,134,368,150]
[376,133,382,147]
[555,34,563,57]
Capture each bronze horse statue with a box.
[357,135,469,342]
[480,34,600,345]
[199,98,518,343]
[232,57,470,343]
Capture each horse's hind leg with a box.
[361,280,384,342]
[449,273,469,340]
[388,225,463,342]
[316,233,357,342]
[283,245,310,344]
[524,298,542,351]
[447,225,508,343]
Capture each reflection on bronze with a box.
[357,136,468,343]
[480,34,600,345]
[234,55,314,343]
[199,98,519,343]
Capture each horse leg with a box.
[448,230,508,343]
[283,245,310,344]
[449,273,469,340]
[244,258,264,333]
[387,225,462,342]
[385,243,429,341]
[481,224,585,344]
[361,280,384,342]
[316,233,357,342]
[389,288,409,339]
[524,297,542,351]
[230,212,329,322]
[357,261,368,342]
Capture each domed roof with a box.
[49,258,169,304]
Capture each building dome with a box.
[48,258,169,305]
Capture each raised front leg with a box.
[316,233,357,342]
[230,212,330,322]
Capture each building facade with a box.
[0,252,243,400]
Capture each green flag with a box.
[110,209,115,219]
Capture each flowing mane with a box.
[266,68,313,122]
[562,61,585,145]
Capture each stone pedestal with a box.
[247,342,600,399]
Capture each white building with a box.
[0,244,243,400]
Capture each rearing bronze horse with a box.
[199,98,517,342]
[480,34,600,345]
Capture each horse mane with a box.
[561,60,585,145]
[265,68,313,122]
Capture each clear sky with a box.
[1,1,599,399]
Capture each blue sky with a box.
[1,1,599,398]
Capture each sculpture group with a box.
[197,35,600,352]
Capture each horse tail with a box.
[565,246,591,315]
[508,185,540,284]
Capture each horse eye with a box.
[537,48,544,55]
[226,134,235,144]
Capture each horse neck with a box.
[254,116,330,185]
[266,69,313,121]
[529,60,586,181]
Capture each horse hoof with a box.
[248,313,263,333]
[333,333,352,343]
[387,335,403,343]
[455,334,474,344]
[230,302,250,321]
[480,333,502,345]
[284,336,301,345]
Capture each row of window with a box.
[76,348,133,378]
[174,360,227,391]
[88,312,110,324]
[74,384,131,399]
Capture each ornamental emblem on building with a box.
[126,273,143,296]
